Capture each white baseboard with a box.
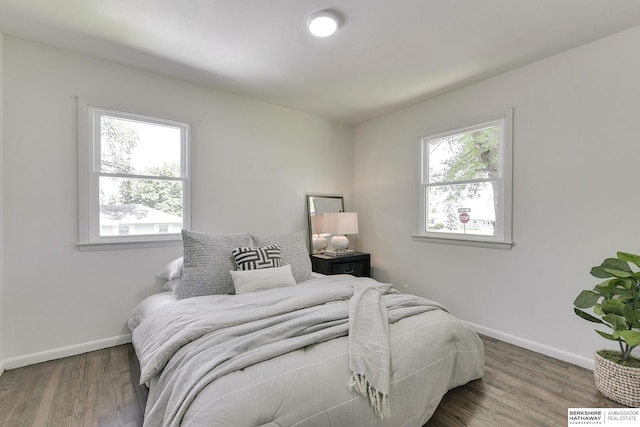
[1,334,132,371]
[468,322,594,370]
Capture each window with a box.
[416,110,513,249]
[78,98,190,250]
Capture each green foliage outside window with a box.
[100,116,183,217]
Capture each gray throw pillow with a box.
[177,230,251,299]
[251,231,312,283]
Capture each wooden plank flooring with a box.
[0,336,624,427]
[426,336,624,426]
[0,345,147,427]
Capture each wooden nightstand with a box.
[310,252,371,278]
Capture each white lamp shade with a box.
[323,212,358,235]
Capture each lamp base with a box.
[329,234,349,252]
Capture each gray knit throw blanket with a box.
[347,281,393,419]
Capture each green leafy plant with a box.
[574,251,640,363]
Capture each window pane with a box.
[100,116,182,177]
[426,124,501,184]
[426,182,497,236]
[99,176,183,236]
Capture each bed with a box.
[129,230,484,426]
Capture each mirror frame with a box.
[306,194,344,254]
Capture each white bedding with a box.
[130,275,484,426]
[128,291,177,331]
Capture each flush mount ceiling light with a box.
[307,10,340,37]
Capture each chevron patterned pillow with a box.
[232,245,282,271]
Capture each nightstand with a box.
[310,252,371,278]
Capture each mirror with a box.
[306,195,344,254]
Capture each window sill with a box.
[77,238,182,252]
[412,235,513,250]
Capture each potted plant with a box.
[573,251,640,407]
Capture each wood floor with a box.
[0,345,147,427]
[426,336,623,426]
[0,335,624,427]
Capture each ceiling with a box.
[1,1,640,124]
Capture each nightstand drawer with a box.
[310,252,371,278]
[330,262,365,276]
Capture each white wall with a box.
[1,36,353,365]
[354,26,640,369]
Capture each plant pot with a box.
[593,351,640,407]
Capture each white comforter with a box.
[130,275,484,427]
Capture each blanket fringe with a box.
[347,372,391,419]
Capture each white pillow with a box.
[163,277,181,292]
[156,257,184,280]
[230,264,296,294]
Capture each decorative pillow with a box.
[230,264,296,294]
[177,230,252,299]
[232,245,282,271]
[251,231,312,283]
[156,256,184,280]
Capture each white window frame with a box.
[77,97,191,251]
[414,109,514,250]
